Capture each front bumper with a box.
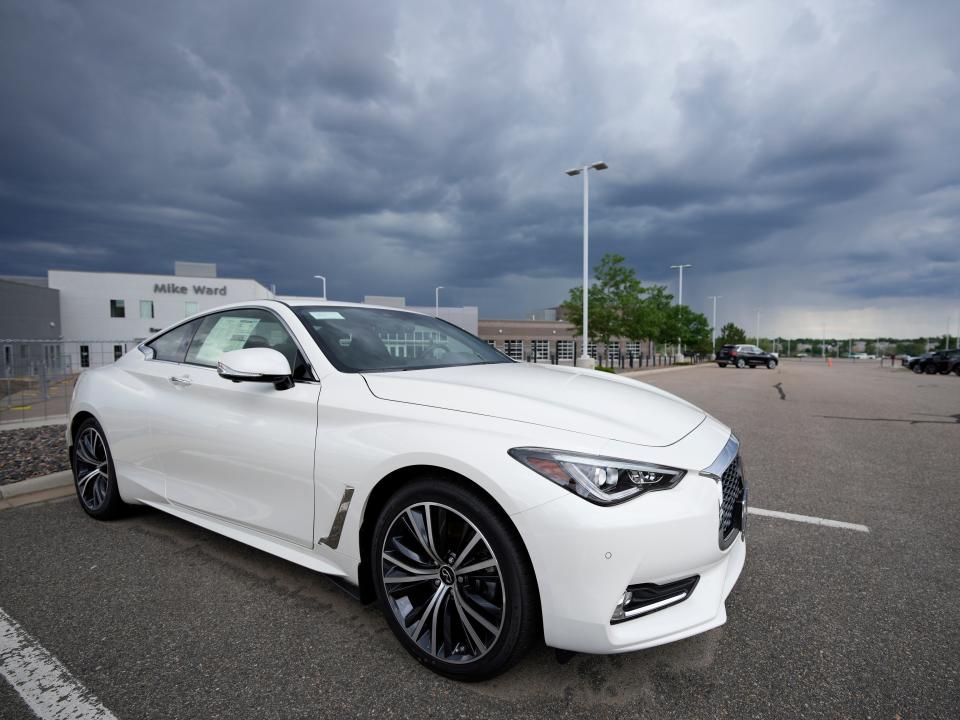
[512,441,746,655]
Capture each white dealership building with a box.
[2,262,478,373]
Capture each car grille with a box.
[719,455,745,548]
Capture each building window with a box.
[80,345,90,368]
[140,300,154,319]
[185,301,199,317]
[486,340,496,348]
[504,340,523,361]
[607,343,619,360]
[627,341,641,358]
[110,299,125,318]
[556,340,574,360]
[588,342,597,359]
[113,345,124,361]
[3,345,10,368]
[533,340,549,360]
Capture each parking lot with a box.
[1,360,958,719]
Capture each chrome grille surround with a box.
[702,434,746,549]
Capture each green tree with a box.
[663,305,712,354]
[561,254,644,351]
[717,322,747,347]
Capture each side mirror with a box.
[217,348,294,390]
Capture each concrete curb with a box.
[0,470,73,500]
[620,363,711,379]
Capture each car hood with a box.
[361,362,706,447]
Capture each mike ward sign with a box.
[154,283,228,296]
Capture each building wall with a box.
[478,319,658,365]
[0,279,62,375]
[47,270,274,370]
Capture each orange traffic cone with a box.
[827,357,833,368]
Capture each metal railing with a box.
[0,339,134,425]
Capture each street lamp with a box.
[755,310,761,346]
[435,286,444,317]
[707,295,722,357]
[670,264,691,358]
[566,161,608,367]
[313,275,327,300]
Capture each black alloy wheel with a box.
[372,480,537,680]
[72,418,126,519]
[925,364,938,375]
[912,363,924,374]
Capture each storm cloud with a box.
[1,0,958,336]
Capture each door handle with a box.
[169,375,192,386]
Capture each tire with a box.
[767,359,778,369]
[735,358,746,369]
[911,364,923,374]
[371,479,538,680]
[71,417,127,520]
[953,365,960,376]
[924,364,938,375]
[717,362,727,368]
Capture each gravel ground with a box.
[0,424,69,485]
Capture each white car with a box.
[68,300,746,679]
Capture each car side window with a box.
[184,308,310,378]
[146,319,202,363]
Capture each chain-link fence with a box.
[0,339,134,425]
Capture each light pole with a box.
[313,275,327,300]
[707,295,721,357]
[670,264,692,358]
[435,286,443,317]
[755,310,760,346]
[566,161,608,367]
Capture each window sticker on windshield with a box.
[195,317,261,363]
[309,311,344,320]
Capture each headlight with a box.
[508,447,685,506]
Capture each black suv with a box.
[717,344,778,369]
[910,349,960,375]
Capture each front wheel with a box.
[372,480,538,680]
[924,364,938,375]
[911,364,923,374]
[953,365,960,376]
[767,359,778,369]
[71,418,127,520]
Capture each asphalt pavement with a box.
[1,360,958,718]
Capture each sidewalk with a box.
[0,415,68,432]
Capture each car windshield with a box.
[293,306,510,372]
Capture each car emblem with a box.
[439,566,456,586]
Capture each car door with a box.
[152,307,320,548]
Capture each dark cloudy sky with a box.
[2,1,958,337]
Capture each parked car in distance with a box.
[67,300,747,680]
[716,344,778,369]
[907,352,935,373]
[911,349,960,375]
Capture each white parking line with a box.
[749,506,870,533]
[0,606,118,720]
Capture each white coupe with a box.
[68,300,746,679]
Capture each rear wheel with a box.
[717,362,727,368]
[372,480,538,680]
[953,365,960,376]
[924,364,938,375]
[736,358,746,369]
[767,359,778,369]
[71,418,127,520]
